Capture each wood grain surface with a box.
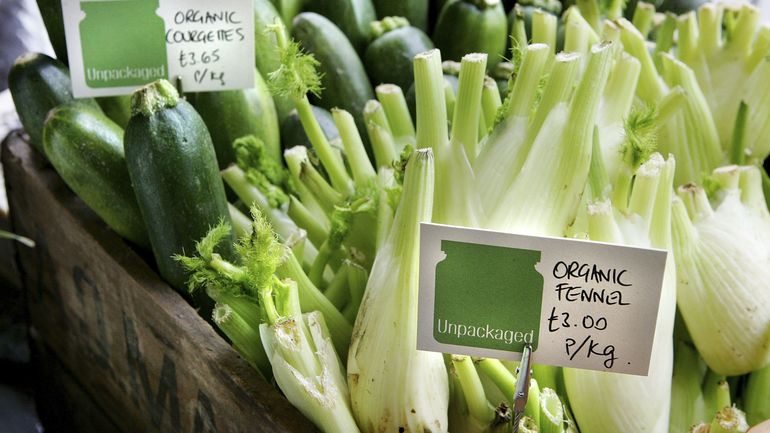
[2,134,316,433]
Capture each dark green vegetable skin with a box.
[373,0,430,31]
[188,72,281,169]
[43,103,149,247]
[292,13,375,153]
[432,0,508,68]
[124,81,233,316]
[281,105,340,151]
[96,95,132,128]
[365,26,434,91]
[36,0,68,65]
[306,0,377,54]
[8,53,99,153]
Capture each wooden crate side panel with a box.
[2,135,316,433]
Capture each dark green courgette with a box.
[43,102,148,247]
[281,105,340,151]
[96,95,132,128]
[124,79,233,313]
[306,0,377,54]
[374,0,430,31]
[291,13,374,152]
[8,53,99,153]
[365,17,434,91]
[432,0,508,68]
[36,0,68,65]
[254,0,295,119]
[188,72,280,169]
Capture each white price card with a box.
[61,0,255,97]
[417,223,669,376]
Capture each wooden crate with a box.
[2,133,316,433]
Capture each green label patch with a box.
[433,240,541,352]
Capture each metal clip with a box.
[512,344,533,433]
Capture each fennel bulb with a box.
[347,149,449,433]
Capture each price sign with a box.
[417,223,668,375]
[61,0,255,97]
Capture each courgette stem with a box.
[130,79,179,116]
[333,108,377,187]
[452,356,494,424]
[375,84,416,147]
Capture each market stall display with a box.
[3,0,770,432]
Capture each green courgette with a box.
[291,13,374,152]
[124,79,234,313]
[8,53,99,154]
[36,0,68,65]
[188,72,280,169]
[281,105,340,150]
[306,0,377,54]
[43,102,148,247]
[253,0,295,119]
[96,95,132,128]
[432,0,508,68]
[365,17,434,91]
[373,0,430,31]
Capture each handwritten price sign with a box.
[62,0,255,97]
[418,223,668,376]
